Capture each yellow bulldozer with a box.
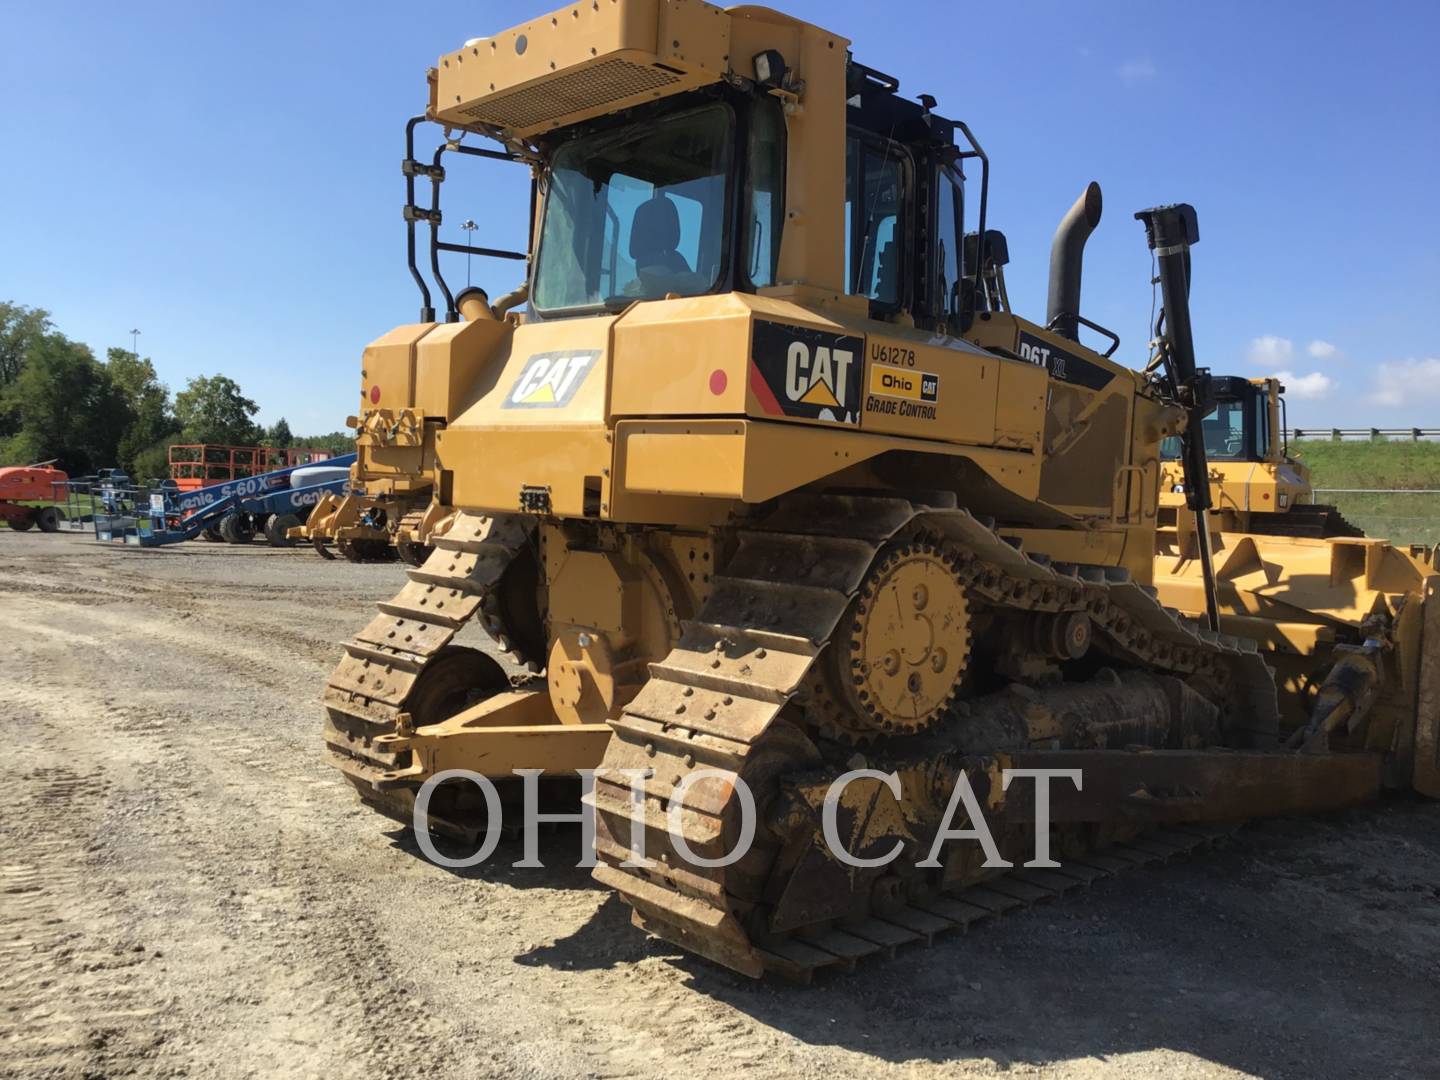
[1153,377,1438,750]
[321,0,1440,980]
[288,415,444,564]
[1157,375,1360,539]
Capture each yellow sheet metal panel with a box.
[433,0,730,139]
[618,418,867,505]
[438,425,612,517]
[994,358,1047,450]
[361,439,429,483]
[859,333,1002,445]
[615,418,1041,509]
[1215,616,1336,655]
[610,294,753,417]
[622,424,746,499]
[548,549,639,632]
[968,312,1144,521]
[742,421,1042,506]
[361,323,434,413]
[414,318,514,421]
[450,318,616,429]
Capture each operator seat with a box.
[629,195,691,276]
[1203,417,1231,456]
[874,239,900,304]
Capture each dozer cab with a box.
[1157,376,1361,540]
[321,0,1440,980]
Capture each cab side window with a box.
[845,136,907,308]
[935,166,963,324]
[1253,389,1272,458]
[745,97,786,288]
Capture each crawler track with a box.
[1249,503,1365,539]
[709,823,1238,983]
[320,512,535,820]
[589,492,1276,978]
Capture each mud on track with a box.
[2,531,1437,1079]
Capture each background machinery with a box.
[167,443,336,492]
[1158,376,1361,539]
[288,422,442,564]
[89,454,356,547]
[0,461,68,532]
[1153,383,1435,759]
[320,0,1440,981]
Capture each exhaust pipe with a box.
[1046,181,1103,341]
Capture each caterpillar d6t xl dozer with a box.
[323,0,1440,980]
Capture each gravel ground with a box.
[2,529,1437,1079]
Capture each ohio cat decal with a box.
[749,321,862,426]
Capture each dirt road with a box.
[2,531,1437,1079]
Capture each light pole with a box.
[460,219,478,286]
[130,328,141,356]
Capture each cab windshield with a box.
[533,103,732,312]
[1160,399,1252,461]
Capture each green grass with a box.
[1289,438,1440,488]
[1289,439,1440,546]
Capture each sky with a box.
[2,1,1438,434]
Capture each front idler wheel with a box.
[399,645,512,837]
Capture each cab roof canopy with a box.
[430,1,848,141]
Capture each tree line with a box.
[0,302,349,480]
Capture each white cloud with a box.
[1368,357,1440,408]
[1248,335,1293,365]
[1117,58,1156,84]
[1274,370,1333,400]
[1307,340,1338,359]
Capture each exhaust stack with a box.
[1047,182,1104,341]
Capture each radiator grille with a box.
[459,59,682,131]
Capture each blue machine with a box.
[93,453,355,548]
[168,454,352,513]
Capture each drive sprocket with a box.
[812,539,971,743]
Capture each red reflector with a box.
[709,369,728,395]
[370,385,381,404]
